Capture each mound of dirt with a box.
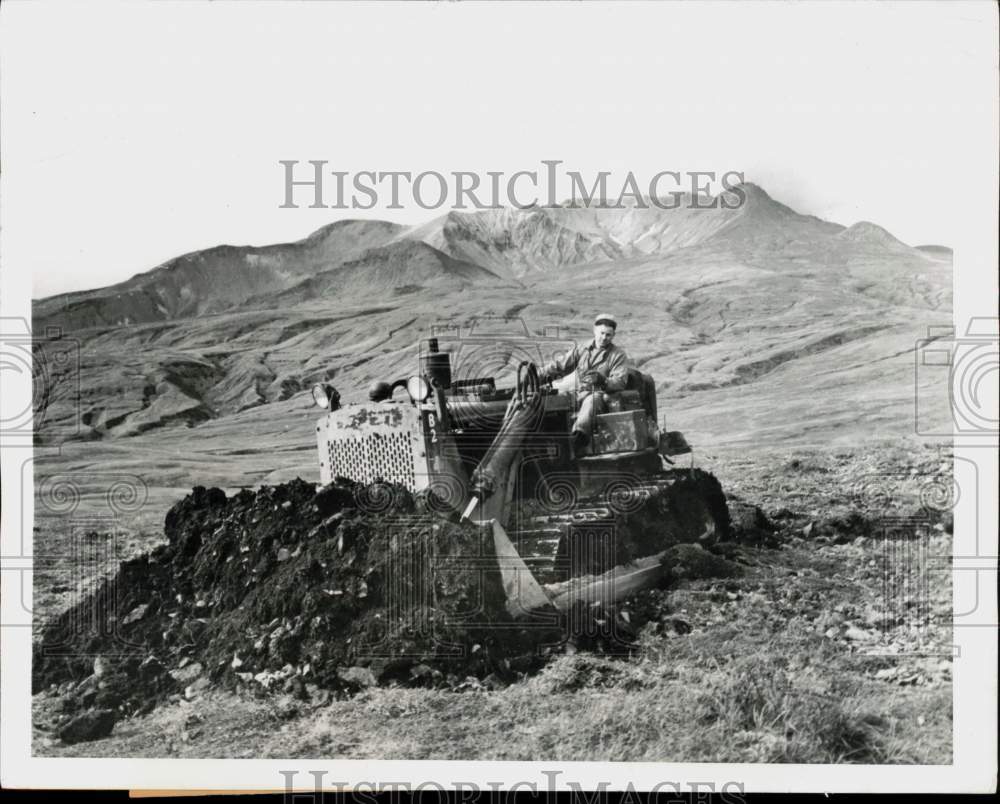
[33,479,559,723]
[726,497,780,546]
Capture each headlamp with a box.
[311,383,340,411]
[405,375,431,402]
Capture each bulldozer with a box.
[309,322,729,620]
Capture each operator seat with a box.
[625,368,657,419]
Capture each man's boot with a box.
[571,429,589,455]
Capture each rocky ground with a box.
[31,440,953,762]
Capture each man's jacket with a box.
[539,341,630,393]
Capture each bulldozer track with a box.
[510,469,730,585]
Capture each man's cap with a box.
[593,313,618,330]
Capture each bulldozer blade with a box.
[544,552,667,612]
[489,519,558,619]
[543,523,715,612]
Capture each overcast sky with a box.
[2,1,997,299]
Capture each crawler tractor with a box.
[310,325,729,617]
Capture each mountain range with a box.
[34,184,946,332]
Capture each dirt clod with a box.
[58,708,116,744]
[663,543,741,580]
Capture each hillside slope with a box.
[33,219,405,331]
[264,240,514,305]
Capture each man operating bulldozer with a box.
[539,313,630,452]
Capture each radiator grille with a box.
[317,404,428,490]
[326,430,416,488]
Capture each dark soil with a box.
[33,479,560,723]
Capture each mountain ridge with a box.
[33,183,937,335]
[33,219,405,331]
